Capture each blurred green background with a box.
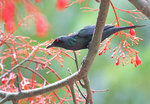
[8,0,150,104]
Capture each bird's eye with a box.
[56,39,59,42]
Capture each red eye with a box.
[56,39,59,42]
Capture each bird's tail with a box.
[101,25,145,42]
[114,25,145,32]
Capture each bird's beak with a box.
[46,44,54,49]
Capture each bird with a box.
[46,25,143,50]
[46,24,144,96]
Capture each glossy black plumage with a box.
[46,25,143,50]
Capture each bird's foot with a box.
[81,56,87,66]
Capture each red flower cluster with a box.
[99,26,143,67]
[0,0,49,37]
[98,1,145,67]
[56,0,70,10]
[1,0,15,33]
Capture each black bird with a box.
[46,25,143,97]
[46,25,143,50]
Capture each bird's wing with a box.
[104,25,114,30]
[77,25,95,38]
[76,25,114,38]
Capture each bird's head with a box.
[46,37,64,49]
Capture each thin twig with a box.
[0,96,8,104]
[74,82,87,101]
[73,51,87,101]
[69,84,77,104]
[70,51,87,101]
[73,51,79,71]
[73,51,85,88]
[91,89,109,93]
[16,74,21,93]
[20,65,49,84]
[67,68,87,101]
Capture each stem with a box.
[69,84,77,104]
[73,51,85,87]
[83,76,93,104]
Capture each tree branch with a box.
[129,0,150,19]
[79,0,110,75]
[0,72,79,101]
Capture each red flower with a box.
[1,77,8,84]
[129,28,135,36]
[35,15,49,38]
[24,1,50,37]
[56,0,69,11]
[2,1,15,33]
[99,50,103,56]
[114,32,118,36]
[5,19,15,33]
[135,53,142,67]
[116,58,119,66]
[35,0,42,3]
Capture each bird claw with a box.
[81,56,87,65]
